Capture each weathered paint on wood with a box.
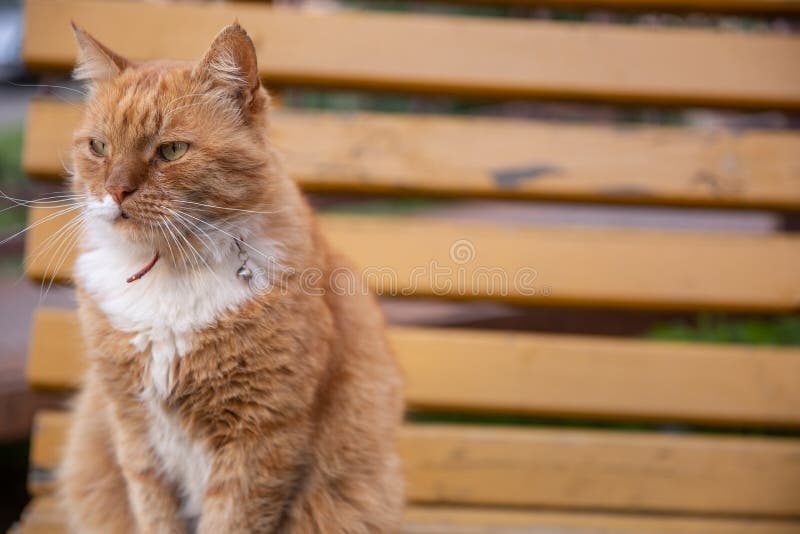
[28,411,800,516]
[23,0,800,107]
[23,99,800,209]
[23,206,800,311]
[27,308,800,427]
[15,495,800,534]
[16,495,800,534]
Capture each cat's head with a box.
[71,23,276,260]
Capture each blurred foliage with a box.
[320,197,437,215]
[283,88,499,116]
[648,314,800,346]
[0,127,22,187]
[0,126,26,234]
[282,87,702,126]
[408,409,800,437]
[339,0,799,32]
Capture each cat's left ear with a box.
[71,23,131,82]
[194,24,262,111]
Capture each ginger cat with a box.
[59,23,404,533]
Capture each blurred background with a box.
[1,0,799,531]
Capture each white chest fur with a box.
[75,195,279,398]
[147,398,212,519]
[75,222,257,397]
[76,196,280,520]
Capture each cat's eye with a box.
[89,139,108,157]
[159,142,189,162]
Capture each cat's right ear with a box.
[71,22,131,82]
[193,24,263,113]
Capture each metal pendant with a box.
[234,237,253,282]
[236,265,253,281]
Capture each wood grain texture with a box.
[14,497,800,534]
[16,496,800,534]
[23,99,800,209]
[440,0,800,12]
[28,410,800,516]
[403,506,800,534]
[23,0,800,108]
[26,308,83,390]
[22,206,800,311]
[28,308,800,427]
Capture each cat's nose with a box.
[106,183,136,205]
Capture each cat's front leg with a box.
[60,374,137,534]
[197,433,308,534]
[109,402,187,534]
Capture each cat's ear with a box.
[194,24,262,109]
[71,23,131,82]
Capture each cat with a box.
[58,23,404,533]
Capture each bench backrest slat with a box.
[24,0,800,108]
[28,308,800,427]
[23,205,800,312]
[440,0,800,12]
[24,99,800,210]
[27,410,800,516]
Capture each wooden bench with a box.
[11,0,800,532]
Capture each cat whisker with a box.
[40,214,87,301]
[0,190,81,200]
[0,200,83,216]
[0,190,84,210]
[22,220,80,290]
[7,81,88,97]
[168,216,205,276]
[169,212,223,286]
[0,203,85,247]
[178,210,276,262]
[25,211,86,271]
[174,199,278,215]
[18,209,85,298]
[26,191,83,201]
[162,215,200,277]
[169,209,220,261]
[156,216,179,268]
[160,215,189,271]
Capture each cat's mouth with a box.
[104,209,159,282]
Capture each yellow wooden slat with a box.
[442,0,800,12]
[23,99,800,209]
[17,496,800,534]
[22,206,800,311]
[28,308,800,428]
[23,0,800,108]
[15,497,800,534]
[28,411,66,489]
[26,308,83,390]
[404,507,800,534]
[29,410,800,516]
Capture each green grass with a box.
[0,126,23,188]
[321,197,438,216]
[0,126,27,235]
[648,315,800,347]
[409,316,800,434]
